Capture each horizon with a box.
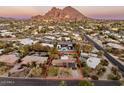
[0,6,124,20]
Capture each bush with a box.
[97,50,104,57]
[48,67,58,76]
[111,67,118,75]
[3,47,14,54]
[81,62,87,67]
[0,62,6,67]
[18,45,30,57]
[107,67,121,80]
[82,44,93,53]
[120,80,124,86]
[10,68,30,77]
[100,59,109,66]
[91,75,99,80]
[83,67,91,77]
[59,80,67,86]
[28,67,42,77]
[0,66,10,75]
[107,73,121,80]
[96,66,106,76]
[79,80,94,86]
[59,69,71,77]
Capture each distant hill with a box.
[0,17,13,20]
[0,17,24,21]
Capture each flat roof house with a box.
[21,55,48,65]
[0,54,19,66]
[86,57,100,69]
[19,38,34,45]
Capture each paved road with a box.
[0,77,121,86]
[84,34,124,77]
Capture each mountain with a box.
[32,6,88,21]
[31,15,43,20]
[62,6,87,20]
[44,7,62,20]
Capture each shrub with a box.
[79,80,94,86]
[111,67,118,75]
[107,73,121,80]
[48,67,58,76]
[18,45,30,57]
[97,50,104,57]
[120,80,124,86]
[3,47,14,54]
[91,75,99,80]
[0,62,6,67]
[0,66,10,75]
[100,59,109,66]
[59,80,67,86]
[59,69,71,77]
[96,66,106,76]
[81,62,87,67]
[28,67,42,77]
[82,44,93,53]
[83,67,91,77]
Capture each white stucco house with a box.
[87,57,101,69]
[19,38,34,45]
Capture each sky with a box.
[0,6,124,20]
